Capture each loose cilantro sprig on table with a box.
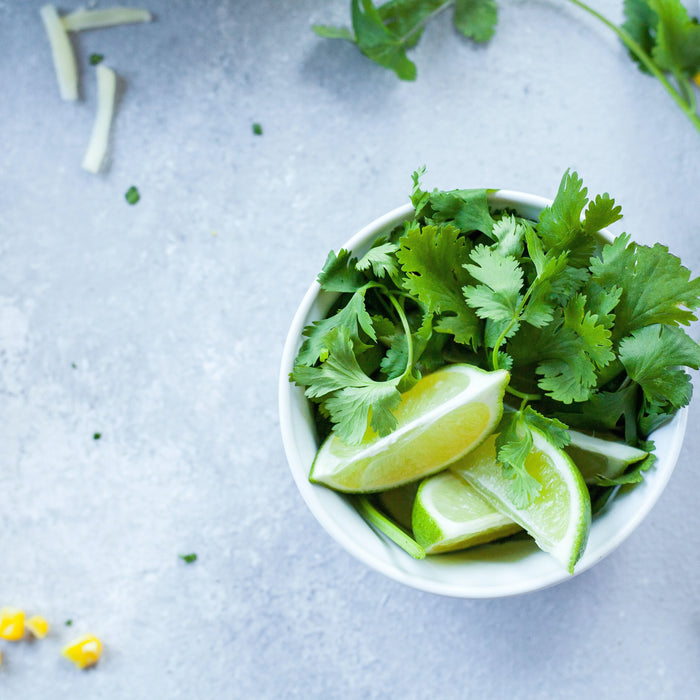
[314,0,700,138]
[313,0,497,80]
[292,168,700,508]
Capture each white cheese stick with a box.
[82,64,117,174]
[39,4,79,101]
[62,8,152,32]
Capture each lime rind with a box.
[452,429,592,574]
[310,364,509,493]
[565,430,648,483]
[412,472,521,555]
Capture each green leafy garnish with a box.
[179,553,197,564]
[314,0,700,137]
[93,432,102,440]
[125,186,140,205]
[89,53,104,65]
[292,168,700,508]
[252,122,263,135]
[312,0,497,80]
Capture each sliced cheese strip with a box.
[62,7,152,32]
[82,64,117,174]
[40,4,78,101]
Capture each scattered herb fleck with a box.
[252,122,263,135]
[93,433,102,440]
[125,186,140,205]
[71,362,77,369]
[90,53,104,65]
[65,619,73,626]
[179,553,197,564]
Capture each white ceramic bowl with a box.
[278,191,688,598]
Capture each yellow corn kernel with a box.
[695,72,700,88]
[0,607,25,641]
[26,615,49,639]
[62,634,102,669]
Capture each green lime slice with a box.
[565,430,648,483]
[451,430,591,573]
[310,364,509,493]
[412,471,521,554]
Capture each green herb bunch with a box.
[292,169,700,508]
[314,0,700,138]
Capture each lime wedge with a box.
[412,471,521,554]
[310,364,509,493]
[451,430,591,573]
[565,430,648,483]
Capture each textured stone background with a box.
[1,1,699,697]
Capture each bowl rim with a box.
[278,190,688,598]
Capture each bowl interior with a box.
[279,192,688,598]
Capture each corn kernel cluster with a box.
[0,607,102,671]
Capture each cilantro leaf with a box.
[618,324,700,410]
[318,249,366,292]
[90,53,104,65]
[583,193,623,235]
[547,266,590,306]
[295,289,376,366]
[179,553,197,564]
[356,238,400,280]
[454,0,498,42]
[590,234,700,339]
[428,188,495,235]
[490,214,526,257]
[351,0,417,80]
[496,412,542,508]
[463,244,524,322]
[300,327,402,444]
[397,223,481,347]
[622,0,658,70]
[314,1,499,80]
[410,166,431,218]
[537,170,590,262]
[552,383,640,439]
[379,0,446,49]
[649,0,700,75]
[513,294,614,404]
[582,280,621,330]
[521,407,571,448]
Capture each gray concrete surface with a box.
[1,0,699,697]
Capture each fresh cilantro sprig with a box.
[292,168,700,508]
[313,0,700,138]
[313,0,497,80]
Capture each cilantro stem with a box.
[392,1,455,46]
[507,386,541,402]
[488,281,542,402]
[388,293,414,380]
[355,496,426,559]
[491,280,538,372]
[564,0,700,137]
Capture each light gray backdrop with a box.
[1,1,699,698]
